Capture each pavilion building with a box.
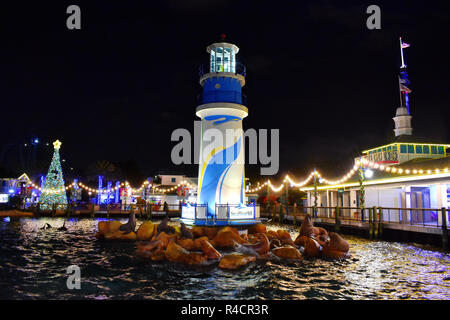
[302,38,450,225]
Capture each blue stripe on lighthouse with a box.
[199,137,242,215]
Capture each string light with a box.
[24,162,450,195]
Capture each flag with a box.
[401,41,410,49]
[400,83,412,93]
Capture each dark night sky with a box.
[1,0,449,184]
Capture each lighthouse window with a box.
[216,47,223,72]
[438,146,444,154]
[430,146,437,154]
[407,145,414,153]
[423,145,430,154]
[400,145,407,153]
[210,50,216,72]
[416,145,423,154]
[224,47,231,72]
[231,49,236,73]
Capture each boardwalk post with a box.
[368,207,373,240]
[335,205,340,232]
[52,204,56,217]
[442,207,448,251]
[147,203,152,219]
[279,203,284,223]
[293,203,297,225]
[106,202,110,219]
[373,206,378,239]
[378,207,383,239]
[91,203,95,218]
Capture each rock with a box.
[192,226,206,238]
[151,250,166,261]
[193,236,210,250]
[165,241,207,265]
[136,221,155,240]
[120,231,137,240]
[327,232,350,252]
[242,233,270,255]
[137,231,177,255]
[155,231,178,248]
[266,230,278,241]
[247,224,267,234]
[204,227,220,240]
[211,228,248,248]
[97,220,122,236]
[218,253,256,270]
[276,230,295,247]
[321,248,348,260]
[316,234,330,247]
[198,238,222,260]
[294,234,308,247]
[220,226,240,235]
[103,230,136,240]
[302,237,321,258]
[322,232,349,260]
[177,238,195,251]
[270,239,282,249]
[313,226,328,237]
[272,246,303,260]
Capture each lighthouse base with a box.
[180,203,262,227]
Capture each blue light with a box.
[34,138,39,144]
[8,189,15,194]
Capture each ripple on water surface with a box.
[0,218,449,299]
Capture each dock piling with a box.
[442,207,448,251]
[335,206,340,233]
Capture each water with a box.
[0,217,449,300]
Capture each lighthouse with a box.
[181,37,260,226]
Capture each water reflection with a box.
[0,218,449,299]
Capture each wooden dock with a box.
[261,205,449,250]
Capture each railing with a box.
[199,61,246,78]
[378,207,443,227]
[181,202,260,222]
[261,205,449,229]
[27,202,182,217]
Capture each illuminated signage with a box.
[0,194,9,203]
[182,205,196,219]
[229,206,254,219]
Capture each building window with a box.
[416,145,423,154]
[431,146,437,154]
[438,146,444,154]
[407,145,414,153]
[400,145,407,153]
[171,178,176,183]
[423,145,430,154]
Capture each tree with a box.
[40,140,68,210]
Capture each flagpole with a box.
[400,37,406,68]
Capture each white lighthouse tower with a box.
[181,37,260,226]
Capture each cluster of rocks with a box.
[95,214,350,270]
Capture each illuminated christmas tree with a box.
[40,140,68,210]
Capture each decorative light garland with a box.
[28,179,194,195]
[247,160,450,193]
[23,161,450,195]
